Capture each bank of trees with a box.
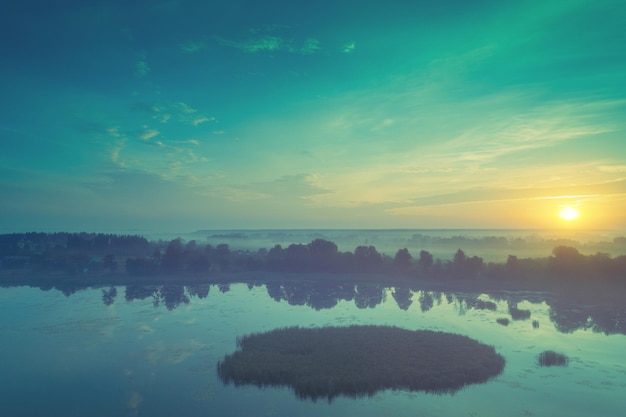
[2,233,626,287]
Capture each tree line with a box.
[2,233,626,286]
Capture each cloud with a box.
[343,42,356,53]
[106,127,121,138]
[391,178,626,211]
[179,139,200,146]
[598,165,626,173]
[215,35,322,55]
[219,174,332,203]
[135,54,150,77]
[180,41,206,53]
[192,116,215,127]
[217,35,282,53]
[143,101,215,127]
[297,38,321,54]
[139,129,160,140]
[174,102,197,114]
[110,139,126,164]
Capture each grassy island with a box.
[538,350,569,367]
[217,325,505,401]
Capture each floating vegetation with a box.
[465,298,497,311]
[509,307,532,321]
[538,350,569,367]
[532,320,540,329]
[217,325,505,401]
[497,318,510,326]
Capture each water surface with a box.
[0,284,624,416]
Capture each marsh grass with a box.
[496,318,510,326]
[537,350,568,367]
[217,325,505,401]
[509,307,531,320]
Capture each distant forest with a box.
[2,232,625,336]
[1,232,626,288]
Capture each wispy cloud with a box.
[389,178,626,211]
[139,129,160,140]
[180,41,206,53]
[343,41,356,54]
[219,174,332,204]
[215,35,321,55]
[598,165,626,173]
[192,116,215,127]
[135,54,150,77]
[144,101,215,127]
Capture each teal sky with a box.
[1,0,625,232]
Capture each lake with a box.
[1,281,624,417]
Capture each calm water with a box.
[0,283,624,417]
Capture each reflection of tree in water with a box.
[111,279,626,336]
[159,285,190,310]
[102,287,117,305]
[354,284,385,309]
[125,285,159,302]
[123,284,190,310]
[548,297,626,335]
[508,301,531,321]
[392,287,413,311]
[187,284,210,299]
[264,281,355,311]
[418,291,434,312]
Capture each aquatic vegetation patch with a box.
[496,318,510,326]
[509,307,531,321]
[537,350,569,367]
[217,325,505,401]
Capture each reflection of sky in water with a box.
[0,285,624,417]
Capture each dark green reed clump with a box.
[217,325,505,402]
[496,318,510,326]
[537,350,569,367]
[509,307,532,321]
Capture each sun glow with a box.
[559,206,579,221]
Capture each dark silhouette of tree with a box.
[285,243,310,271]
[505,254,519,277]
[162,238,184,273]
[549,246,585,277]
[188,251,210,274]
[418,250,434,270]
[466,255,485,277]
[103,254,117,272]
[450,249,483,278]
[267,244,285,270]
[393,248,413,271]
[215,244,232,270]
[354,245,383,272]
[307,239,339,271]
[126,257,157,276]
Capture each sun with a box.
[559,206,579,221]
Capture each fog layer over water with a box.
[184,229,625,262]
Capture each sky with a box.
[1,0,625,233]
